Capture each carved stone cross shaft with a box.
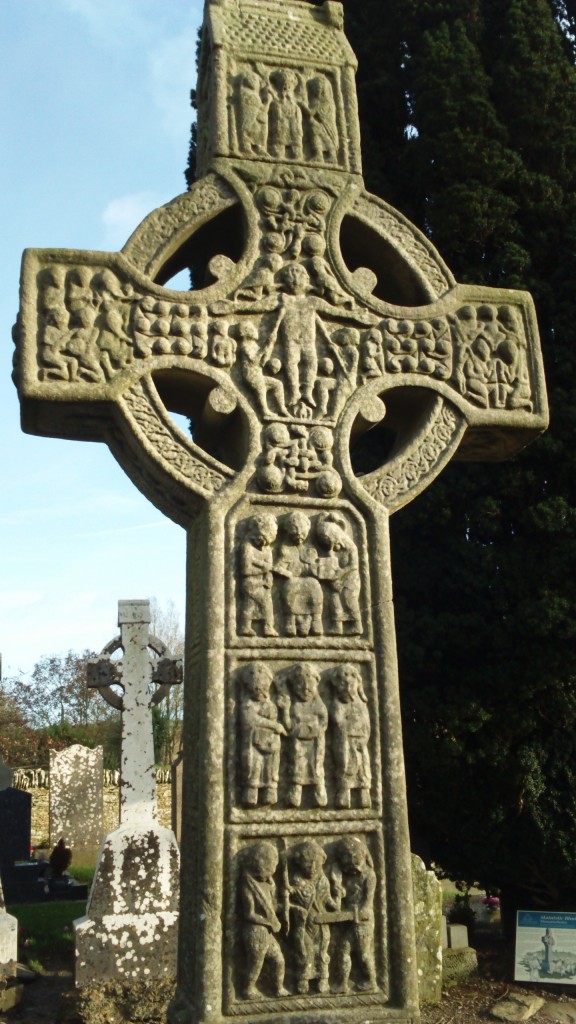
[87,599,182,827]
[14,1,547,1022]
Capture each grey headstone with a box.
[0,758,13,792]
[49,744,103,848]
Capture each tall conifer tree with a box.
[344,0,576,910]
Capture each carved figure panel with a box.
[231,658,376,813]
[34,260,536,424]
[235,509,364,640]
[228,63,343,168]
[230,834,380,1005]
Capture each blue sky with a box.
[0,1,204,677]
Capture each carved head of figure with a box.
[270,68,298,102]
[282,510,311,546]
[289,662,320,702]
[247,512,278,549]
[291,840,326,881]
[336,836,371,876]
[246,841,279,882]
[316,511,348,552]
[332,327,360,350]
[278,262,310,296]
[330,664,365,704]
[242,662,274,702]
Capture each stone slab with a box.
[49,744,103,848]
[0,982,23,1013]
[74,823,179,986]
[442,946,478,985]
[448,922,469,948]
[490,993,546,1021]
[541,1002,576,1023]
[412,855,442,1004]
[0,759,13,792]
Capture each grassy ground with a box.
[7,900,86,974]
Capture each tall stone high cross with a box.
[14,2,547,1022]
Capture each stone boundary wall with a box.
[30,784,172,848]
[13,766,173,790]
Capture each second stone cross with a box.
[14,1,547,1022]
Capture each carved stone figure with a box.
[238,512,278,637]
[288,840,337,994]
[329,665,371,809]
[233,69,268,156]
[315,513,362,635]
[238,664,285,807]
[275,511,323,636]
[360,327,385,380]
[271,263,320,413]
[306,76,339,164]
[268,69,303,162]
[285,663,328,807]
[237,321,289,418]
[209,319,236,368]
[331,837,377,994]
[240,842,289,1000]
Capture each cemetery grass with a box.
[8,900,84,971]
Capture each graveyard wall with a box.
[30,784,172,849]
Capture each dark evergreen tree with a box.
[343,0,576,911]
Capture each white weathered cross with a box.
[15,1,547,1021]
[87,599,183,826]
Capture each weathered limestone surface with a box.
[74,601,182,988]
[0,877,17,980]
[442,947,478,985]
[490,993,545,1021]
[411,855,442,1005]
[49,743,103,848]
[14,0,548,1021]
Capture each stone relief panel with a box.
[34,260,535,423]
[234,509,365,641]
[227,832,382,1008]
[229,657,377,814]
[228,63,344,168]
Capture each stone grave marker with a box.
[14,0,547,1019]
[0,757,13,791]
[74,599,182,986]
[0,787,34,903]
[49,743,103,848]
[0,874,17,978]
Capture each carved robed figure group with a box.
[13,1,547,1022]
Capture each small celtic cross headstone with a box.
[14,1,547,1020]
[87,599,182,825]
[74,600,182,986]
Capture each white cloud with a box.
[101,191,164,249]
